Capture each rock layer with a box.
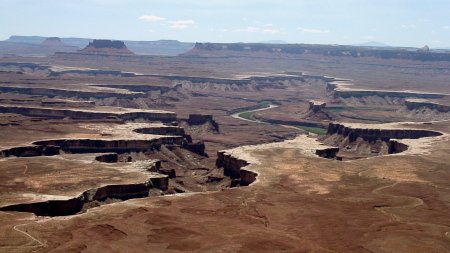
[0,176,168,216]
[322,122,442,157]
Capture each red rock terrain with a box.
[0,42,449,253]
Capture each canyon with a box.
[0,40,449,253]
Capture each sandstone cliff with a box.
[321,122,443,157]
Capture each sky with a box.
[1,0,449,48]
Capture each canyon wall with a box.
[333,90,445,99]
[0,105,177,121]
[0,177,168,216]
[323,122,442,156]
[404,99,450,113]
[33,137,185,154]
[327,123,442,140]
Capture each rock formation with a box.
[216,135,340,186]
[404,99,450,113]
[78,39,135,55]
[0,175,168,216]
[41,37,71,47]
[184,42,450,62]
[303,100,335,121]
[0,104,176,121]
[400,99,450,121]
[321,122,443,158]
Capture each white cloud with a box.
[139,15,165,22]
[168,20,195,25]
[401,25,416,28]
[169,24,189,29]
[430,40,442,43]
[298,27,330,33]
[443,26,450,29]
[147,29,156,32]
[263,24,273,26]
[234,27,260,32]
[210,28,229,32]
[262,29,281,34]
[361,36,376,40]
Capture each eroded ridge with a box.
[0,123,217,216]
[216,135,340,186]
[0,163,167,216]
[321,122,444,160]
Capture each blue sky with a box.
[1,0,449,48]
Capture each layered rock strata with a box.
[0,173,167,216]
[405,99,450,112]
[0,104,176,121]
[322,122,443,157]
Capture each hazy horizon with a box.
[2,0,449,48]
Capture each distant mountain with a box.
[259,40,289,44]
[2,36,195,56]
[353,41,391,47]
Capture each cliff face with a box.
[185,43,450,62]
[216,151,255,186]
[404,99,450,113]
[333,89,445,100]
[326,122,442,140]
[0,105,176,122]
[0,178,168,216]
[33,137,185,154]
[322,122,442,157]
[400,99,450,121]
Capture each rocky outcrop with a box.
[132,125,208,155]
[95,153,119,163]
[0,176,168,216]
[184,141,207,157]
[179,114,220,134]
[301,100,335,121]
[315,147,340,159]
[0,62,136,77]
[0,145,60,158]
[216,151,252,184]
[400,99,450,121]
[78,39,135,55]
[326,122,442,140]
[404,99,450,113]
[309,101,327,113]
[188,114,214,125]
[33,137,185,154]
[333,89,445,99]
[0,105,176,121]
[0,86,145,99]
[322,122,442,157]
[134,126,186,136]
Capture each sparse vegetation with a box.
[294,126,328,135]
